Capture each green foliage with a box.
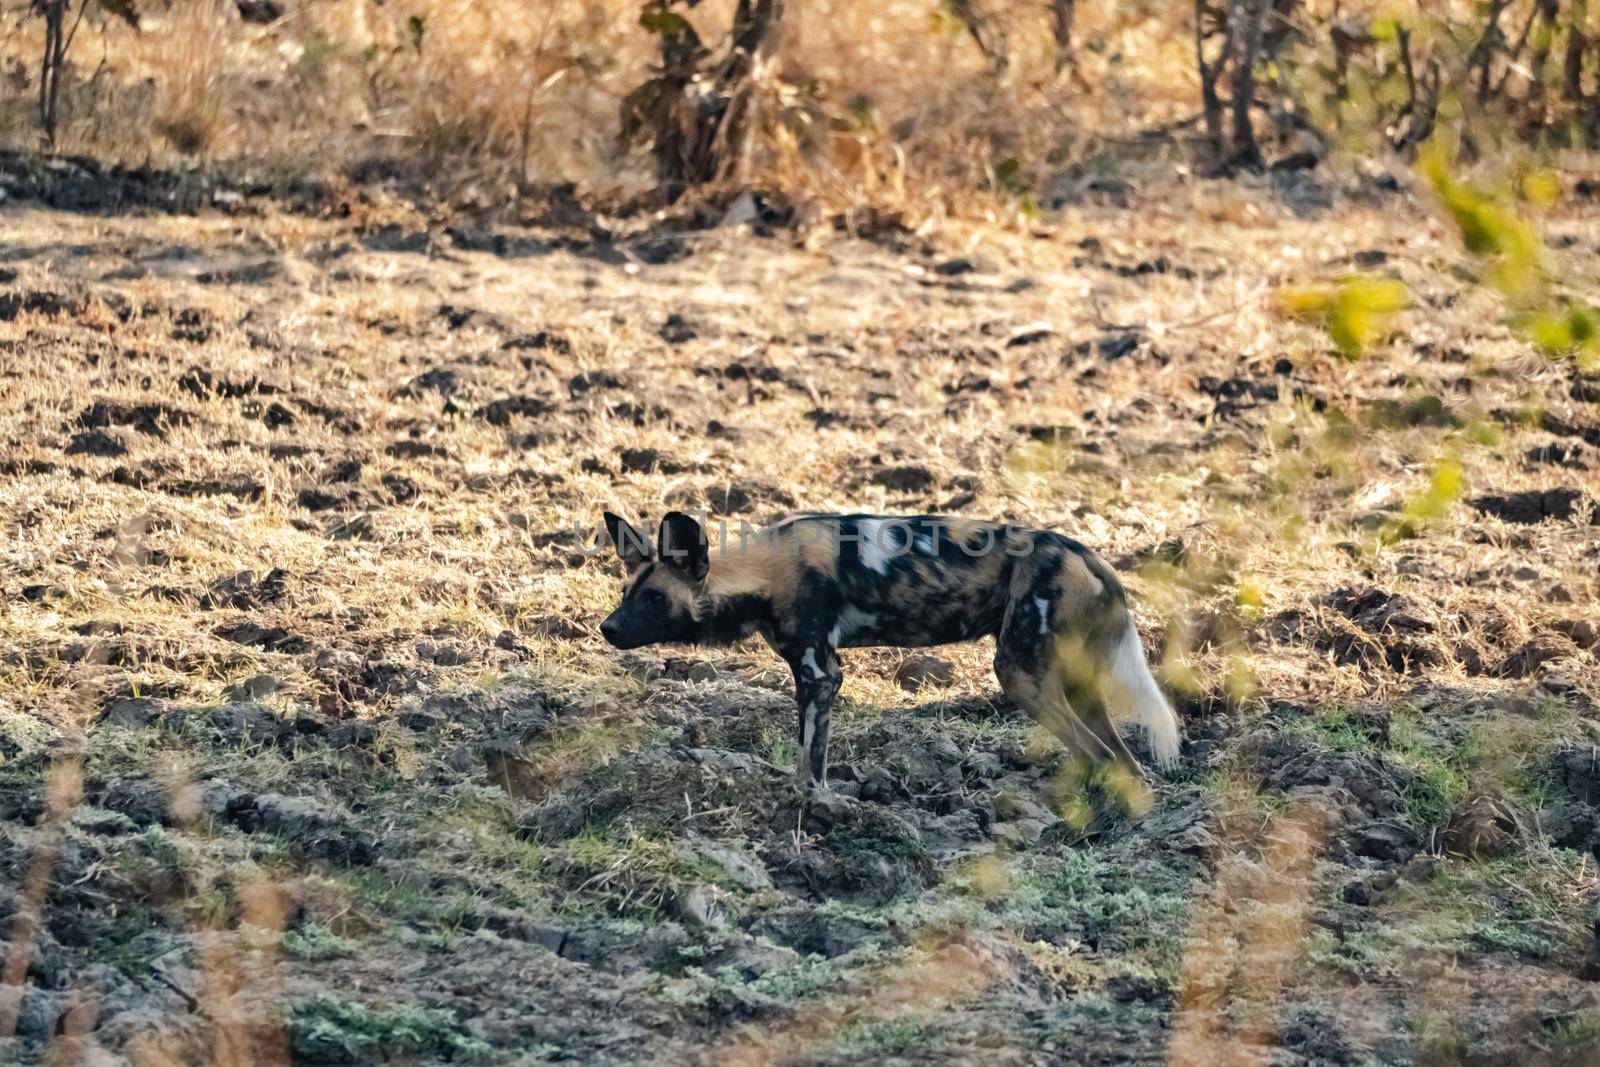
[1300,706,1472,828]
[282,923,358,961]
[1422,143,1545,290]
[551,828,729,917]
[833,1014,946,1057]
[292,996,491,1062]
[987,157,1039,217]
[1280,274,1409,358]
[1535,1011,1600,1062]
[655,942,894,1014]
[1421,140,1598,370]
[1380,452,1463,545]
[1305,925,1388,978]
[1511,303,1600,367]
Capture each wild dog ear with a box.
[657,511,709,581]
[603,511,651,574]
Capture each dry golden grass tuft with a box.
[0,0,1203,214]
[2,158,1599,1062]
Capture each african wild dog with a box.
[598,511,1180,789]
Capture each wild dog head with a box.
[598,511,708,649]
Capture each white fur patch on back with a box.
[1034,596,1053,635]
[858,519,905,574]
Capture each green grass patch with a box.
[833,1013,946,1058]
[652,942,895,1014]
[283,922,359,961]
[1297,706,1475,828]
[549,827,730,918]
[291,995,491,1062]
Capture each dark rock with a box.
[934,255,998,276]
[807,790,859,825]
[703,479,795,514]
[1552,748,1600,806]
[893,654,954,692]
[414,640,471,666]
[357,659,419,696]
[659,313,697,344]
[1080,331,1143,361]
[437,303,507,332]
[869,465,936,494]
[397,367,459,397]
[1581,921,1600,981]
[199,568,286,610]
[223,674,281,701]
[1526,442,1590,469]
[398,706,446,732]
[568,370,625,394]
[77,399,190,438]
[65,429,126,457]
[502,330,572,354]
[99,697,164,728]
[478,394,556,426]
[235,0,283,24]
[296,487,344,511]
[381,473,418,503]
[1470,488,1595,524]
[1554,619,1599,650]
[325,722,378,750]
[620,447,691,475]
[207,701,286,744]
[1494,636,1572,678]
[1279,1009,1353,1064]
[387,439,449,459]
[1442,790,1520,859]
[101,777,169,827]
[326,513,374,541]
[251,792,376,865]
[1350,819,1416,862]
[1306,586,1443,673]
[1,289,84,320]
[214,621,304,653]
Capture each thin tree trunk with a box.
[1051,0,1077,69]
[1229,0,1268,168]
[1196,0,1228,154]
[1564,0,1589,102]
[1471,0,1512,103]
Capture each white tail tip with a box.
[1108,618,1182,771]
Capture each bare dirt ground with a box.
[2,165,1600,1065]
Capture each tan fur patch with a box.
[704,519,839,614]
[628,565,702,619]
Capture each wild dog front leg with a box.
[784,639,842,789]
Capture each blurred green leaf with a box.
[1381,452,1462,545]
[1280,274,1409,358]
[1511,304,1600,366]
[1420,140,1545,300]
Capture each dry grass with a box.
[1,159,1599,1062]
[1,176,1596,733]
[0,0,1202,210]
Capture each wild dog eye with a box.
[645,589,668,608]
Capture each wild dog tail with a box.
[1102,615,1182,771]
